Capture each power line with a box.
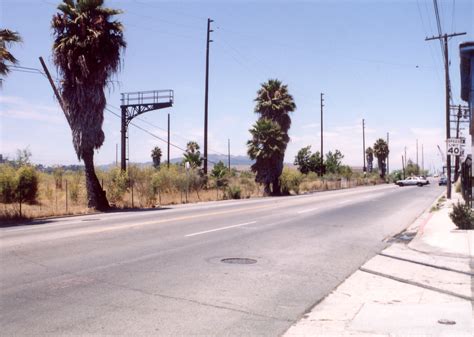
[106,104,227,157]
[105,107,220,165]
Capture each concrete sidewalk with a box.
[284,192,474,337]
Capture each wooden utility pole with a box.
[362,119,366,173]
[203,18,213,175]
[228,138,231,173]
[38,57,68,121]
[402,155,406,179]
[386,132,390,175]
[422,144,424,174]
[320,93,324,176]
[454,105,462,181]
[167,113,170,169]
[416,139,419,172]
[425,31,466,199]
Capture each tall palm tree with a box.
[247,118,286,196]
[0,29,22,84]
[253,79,296,195]
[51,0,126,210]
[373,139,389,178]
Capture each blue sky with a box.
[1,0,473,172]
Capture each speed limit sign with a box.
[446,138,464,157]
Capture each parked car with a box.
[419,176,430,184]
[396,176,427,187]
[438,176,447,186]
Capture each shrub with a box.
[0,164,16,203]
[449,202,474,230]
[68,171,82,204]
[105,167,129,204]
[15,165,39,204]
[226,185,241,199]
[280,168,303,195]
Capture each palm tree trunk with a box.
[272,178,281,196]
[263,183,271,196]
[83,148,109,211]
[378,158,384,178]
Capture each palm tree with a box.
[253,79,296,195]
[247,118,286,196]
[183,141,202,169]
[0,29,22,85]
[365,147,374,173]
[51,0,126,210]
[373,139,389,178]
[151,146,162,169]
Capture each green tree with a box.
[252,79,296,195]
[211,161,228,188]
[0,29,22,85]
[325,150,344,174]
[405,159,420,177]
[15,166,39,206]
[247,118,287,196]
[365,147,374,173]
[151,146,162,169]
[373,138,389,178]
[294,146,322,174]
[0,164,16,203]
[183,141,203,169]
[51,0,126,210]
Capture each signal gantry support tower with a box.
[120,90,174,171]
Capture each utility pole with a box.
[386,132,390,175]
[167,113,170,169]
[454,105,462,181]
[416,139,419,172]
[362,119,366,174]
[422,144,424,174]
[116,143,118,167]
[39,57,67,119]
[320,93,324,176]
[404,146,407,178]
[402,155,406,179]
[425,31,466,199]
[203,18,214,176]
[228,138,231,173]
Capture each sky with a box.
[1,0,473,172]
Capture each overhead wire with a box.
[106,104,228,157]
[105,106,221,165]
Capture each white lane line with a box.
[297,207,320,214]
[185,221,257,237]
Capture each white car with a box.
[396,176,428,187]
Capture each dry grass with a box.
[0,169,385,223]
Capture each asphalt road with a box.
[1,182,443,336]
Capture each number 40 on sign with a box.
[446,138,465,157]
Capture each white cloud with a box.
[0,96,64,124]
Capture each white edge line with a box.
[185,221,257,237]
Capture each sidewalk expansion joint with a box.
[378,252,474,276]
[359,267,473,301]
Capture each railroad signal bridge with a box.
[120,90,174,170]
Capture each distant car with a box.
[438,176,447,186]
[396,176,427,187]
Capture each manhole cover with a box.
[221,258,257,265]
[438,319,456,325]
[81,218,100,222]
